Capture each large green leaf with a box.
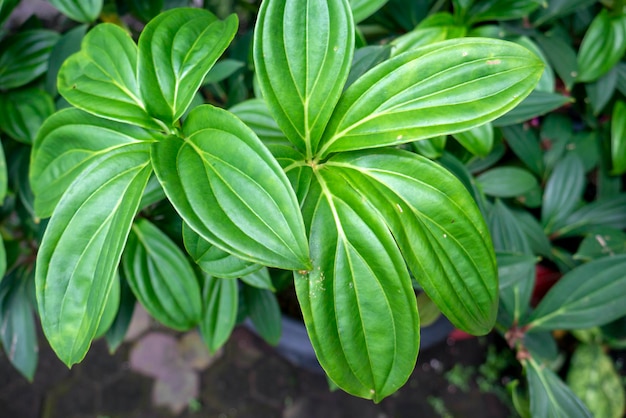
[254,0,354,155]
[611,100,626,175]
[349,0,387,23]
[138,8,237,126]
[576,10,626,83]
[525,255,626,331]
[318,38,543,157]
[541,153,585,234]
[296,167,419,402]
[151,105,310,270]
[0,29,60,90]
[324,149,498,335]
[58,24,159,130]
[199,274,238,353]
[123,219,202,330]
[30,108,159,218]
[525,357,592,418]
[48,0,102,23]
[0,88,54,144]
[36,143,152,366]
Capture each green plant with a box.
[24,0,544,404]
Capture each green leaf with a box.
[390,27,451,58]
[514,37,555,93]
[45,24,87,97]
[243,285,281,346]
[541,153,585,234]
[452,122,494,157]
[497,252,536,325]
[30,108,160,218]
[574,227,626,261]
[123,219,202,330]
[0,271,37,381]
[611,100,626,175]
[138,8,237,125]
[347,45,391,88]
[36,143,152,366]
[0,141,6,205]
[129,0,163,22]
[318,38,543,157]
[58,24,159,130]
[513,209,553,259]
[151,105,310,271]
[487,200,532,254]
[501,124,545,177]
[576,10,626,83]
[567,343,625,418]
[349,0,387,23]
[534,32,578,90]
[296,166,419,402]
[477,167,538,198]
[240,267,275,290]
[525,358,593,418]
[557,194,626,238]
[0,0,19,27]
[199,274,238,352]
[493,91,572,127]
[254,0,354,155]
[48,0,102,23]
[105,275,136,353]
[183,222,260,279]
[526,255,626,331]
[94,273,120,338]
[203,59,245,85]
[585,67,617,115]
[0,29,60,90]
[0,88,54,144]
[532,0,596,25]
[467,0,542,25]
[325,149,498,335]
[229,99,287,144]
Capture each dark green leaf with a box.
[526,358,592,418]
[123,219,202,330]
[497,252,536,324]
[240,267,275,290]
[411,135,446,159]
[105,274,136,353]
[30,108,160,218]
[523,331,559,365]
[467,0,542,25]
[349,0,387,23]
[200,274,238,352]
[534,32,578,90]
[452,122,493,157]
[0,29,60,90]
[48,0,102,23]
[138,8,237,125]
[229,99,287,144]
[183,222,260,279]
[574,227,626,262]
[243,285,281,346]
[0,141,6,205]
[58,24,160,130]
[0,0,19,27]
[326,149,498,335]
[296,166,419,402]
[611,100,626,175]
[501,124,545,177]
[45,24,87,97]
[477,167,538,198]
[254,0,354,155]
[585,67,617,115]
[129,0,163,22]
[532,0,596,25]
[493,91,572,127]
[319,38,543,157]
[541,153,585,234]
[36,143,152,366]
[0,88,54,144]
[487,200,532,254]
[576,10,626,83]
[557,194,626,238]
[151,105,310,271]
[203,59,245,85]
[526,255,626,331]
[346,45,391,89]
[513,209,553,258]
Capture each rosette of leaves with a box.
[30,0,543,402]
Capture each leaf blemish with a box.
[486,59,501,65]
[396,203,403,213]
[462,51,468,57]
[443,234,447,238]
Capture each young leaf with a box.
[325,149,498,335]
[183,222,260,279]
[243,285,282,346]
[48,0,103,23]
[541,153,585,234]
[123,219,202,330]
[0,88,54,144]
[318,38,543,157]
[576,10,626,83]
[296,169,419,402]
[525,358,592,418]
[138,8,238,126]
[30,108,160,218]
[58,24,160,130]
[525,255,626,331]
[611,100,626,175]
[477,167,538,198]
[199,274,238,353]
[36,143,152,366]
[452,122,494,157]
[254,0,354,155]
[0,29,60,90]
[151,105,310,271]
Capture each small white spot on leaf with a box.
[396,203,403,213]
[486,59,501,65]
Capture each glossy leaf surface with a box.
[0,88,54,144]
[138,8,237,125]
[58,24,159,130]
[254,0,354,154]
[611,100,626,174]
[477,167,538,198]
[319,38,543,156]
[0,29,59,90]
[48,0,102,23]
[296,166,419,402]
[45,24,87,97]
[30,109,158,218]
[526,255,626,331]
[200,274,238,352]
[229,99,287,144]
[36,143,152,366]
[151,105,310,270]
[123,219,202,330]
[452,122,493,157]
[542,154,585,234]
